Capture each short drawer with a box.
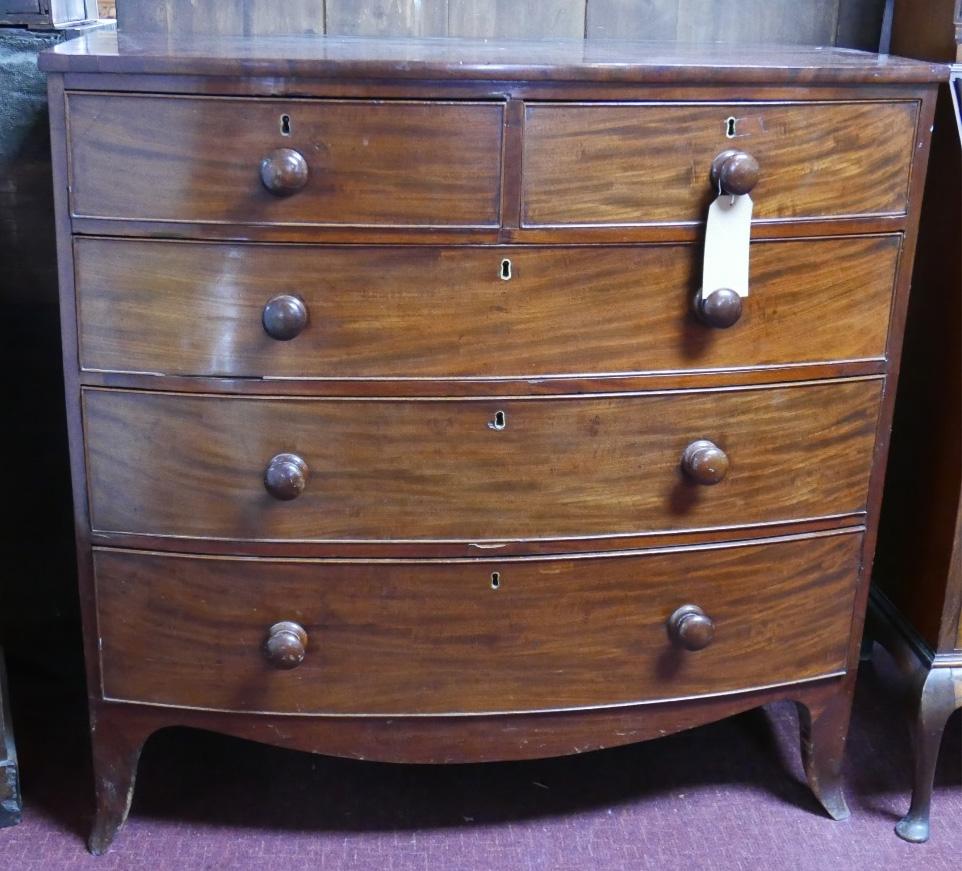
[94,531,861,714]
[65,93,504,228]
[522,101,918,226]
[75,235,899,378]
[83,380,881,543]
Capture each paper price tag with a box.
[701,193,753,300]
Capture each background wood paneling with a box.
[836,0,888,50]
[325,0,448,37]
[115,0,888,47]
[448,1,586,39]
[586,0,677,40]
[674,0,838,44]
[588,0,840,44]
[117,0,322,36]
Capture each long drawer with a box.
[83,380,881,542]
[65,94,505,228]
[75,235,899,378]
[94,531,861,715]
[522,101,918,226]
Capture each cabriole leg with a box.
[895,666,961,843]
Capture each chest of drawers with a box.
[39,33,943,853]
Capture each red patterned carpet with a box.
[2,650,959,871]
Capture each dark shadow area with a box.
[10,670,824,841]
[12,651,959,847]
[0,28,83,687]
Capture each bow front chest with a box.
[39,32,943,853]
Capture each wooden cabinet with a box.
[39,32,943,853]
[867,0,962,844]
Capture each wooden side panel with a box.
[94,532,861,714]
[873,86,962,652]
[889,0,958,60]
[522,101,919,226]
[835,0,887,50]
[83,381,882,542]
[75,235,900,378]
[65,93,504,228]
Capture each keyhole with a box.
[490,572,501,590]
[280,114,292,136]
[500,258,512,281]
[488,410,507,431]
[725,116,737,138]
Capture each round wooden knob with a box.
[263,294,308,341]
[681,439,730,485]
[260,148,309,196]
[693,288,743,329]
[710,149,760,196]
[264,452,310,500]
[264,621,308,669]
[667,605,716,651]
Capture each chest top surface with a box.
[38,30,946,84]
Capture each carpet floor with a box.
[1,649,959,871]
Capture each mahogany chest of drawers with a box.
[39,32,943,853]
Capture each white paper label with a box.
[701,193,753,299]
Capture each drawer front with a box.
[65,94,504,227]
[84,381,881,542]
[76,235,899,378]
[522,101,918,226]
[94,532,861,714]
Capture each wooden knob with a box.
[710,149,760,196]
[260,148,309,196]
[693,288,743,329]
[264,621,308,669]
[263,294,308,341]
[667,605,716,651]
[681,439,730,485]
[264,452,310,500]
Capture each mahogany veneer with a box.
[75,236,901,378]
[95,532,861,715]
[39,32,943,854]
[521,101,918,225]
[83,381,881,542]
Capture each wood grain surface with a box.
[113,0,886,48]
[94,531,861,714]
[39,31,948,85]
[65,93,504,228]
[522,101,919,225]
[82,380,882,543]
[75,235,899,379]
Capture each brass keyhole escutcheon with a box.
[500,258,512,281]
